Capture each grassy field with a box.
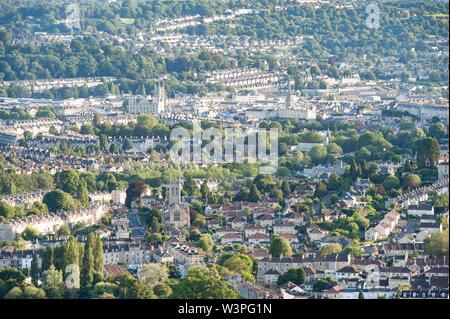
[119,18,135,25]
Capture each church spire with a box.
[286,77,294,109]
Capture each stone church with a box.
[126,81,169,115]
[164,179,190,228]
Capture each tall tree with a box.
[200,181,210,201]
[350,159,360,180]
[81,234,95,289]
[63,236,80,279]
[314,181,327,199]
[76,179,89,206]
[29,255,40,285]
[99,134,108,152]
[281,180,291,197]
[248,184,262,202]
[42,265,64,299]
[93,234,104,282]
[42,246,54,271]
[55,169,81,196]
[53,245,65,271]
[416,137,440,168]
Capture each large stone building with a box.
[396,99,449,124]
[126,81,169,115]
[103,241,152,268]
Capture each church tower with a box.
[168,179,181,206]
[324,128,331,146]
[165,179,190,228]
[285,78,295,109]
[155,81,168,113]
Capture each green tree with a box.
[383,175,400,191]
[428,123,447,140]
[29,255,40,285]
[109,143,119,153]
[269,236,292,258]
[63,236,80,279]
[313,279,332,292]
[327,174,341,191]
[416,137,440,168]
[319,243,343,256]
[28,201,48,216]
[314,181,327,199]
[192,212,206,227]
[346,222,360,234]
[0,202,16,219]
[139,263,169,289]
[281,180,291,197]
[42,265,64,299]
[122,138,133,151]
[403,174,421,190]
[22,286,46,299]
[358,132,392,152]
[183,177,200,196]
[42,246,54,271]
[81,234,95,289]
[171,266,239,299]
[53,245,65,271]
[424,230,449,258]
[93,234,104,282]
[55,169,81,196]
[43,190,75,213]
[223,253,254,281]
[146,232,164,245]
[200,182,210,201]
[153,283,172,299]
[309,145,327,163]
[0,268,26,289]
[248,184,262,202]
[4,287,23,299]
[125,180,147,208]
[22,226,40,241]
[197,233,214,252]
[56,225,71,238]
[115,274,155,299]
[277,268,306,286]
[76,179,89,206]
[350,159,360,180]
[99,134,108,152]
[327,143,343,155]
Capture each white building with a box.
[407,204,434,217]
